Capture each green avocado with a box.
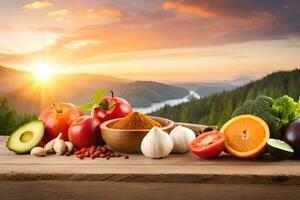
[7,120,45,154]
[267,138,294,160]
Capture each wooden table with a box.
[0,136,300,200]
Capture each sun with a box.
[33,63,55,82]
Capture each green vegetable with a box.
[232,95,282,139]
[272,95,297,127]
[295,97,300,119]
[79,88,107,111]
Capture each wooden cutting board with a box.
[1,136,300,200]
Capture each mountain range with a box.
[175,77,253,97]
[152,69,300,127]
[0,66,188,113]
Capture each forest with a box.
[1,69,299,135]
[152,69,300,127]
[0,98,36,135]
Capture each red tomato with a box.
[190,130,225,158]
[91,91,133,123]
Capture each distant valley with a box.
[175,77,254,97]
[0,66,188,113]
[153,69,300,127]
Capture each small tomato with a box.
[190,130,225,158]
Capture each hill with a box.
[175,77,253,97]
[195,84,236,97]
[152,69,300,127]
[0,66,188,113]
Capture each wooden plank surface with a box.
[1,136,300,184]
[1,181,300,200]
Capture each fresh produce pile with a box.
[5,88,300,161]
[7,89,132,159]
[224,95,300,159]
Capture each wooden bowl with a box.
[100,116,175,154]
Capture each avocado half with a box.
[7,120,45,154]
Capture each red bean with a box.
[101,146,107,153]
[84,151,90,157]
[89,146,96,155]
[93,150,101,157]
[80,148,87,153]
[100,153,106,158]
[96,146,102,152]
[125,155,129,159]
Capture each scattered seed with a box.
[80,148,87,153]
[101,146,107,153]
[84,151,90,157]
[93,150,101,157]
[90,146,96,155]
[96,146,102,152]
[115,153,121,157]
[125,155,129,159]
[100,153,106,158]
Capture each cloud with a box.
[162,1,178,10]
[177,4,217,17]
[76,9,123,19]
[2,0,300,70]
[48,9,69,21]
[64,39,106,49]
[23,0,53,10]
[48,9,69,17]
[162,1,216,17]
[99,9,123,17]
[48,8,123,21]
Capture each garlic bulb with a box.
[65,141,74,153]
[44,133,62,153]
[141,127,173,159]
[53,139,67,155]
[170,125,195,153]
[31,147,46,157]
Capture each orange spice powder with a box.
[110,112,162,130]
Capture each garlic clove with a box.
[170,125,195,153]
[44,133,62,153]
[65,141,74,153]
[141,127,173,159]
[53,139,67,156]
[31,147,46,157]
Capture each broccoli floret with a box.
[232,96,282,139]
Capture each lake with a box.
[134,91,200,114]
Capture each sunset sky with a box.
[0,0,300,82]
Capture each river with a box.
[134,91,201,114]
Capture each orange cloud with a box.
[99,9,123,17]
[162,1,178,10]
[162,1,216,17]
[48,9,69,17]
[64,39,106,49]
[177,5,216,17]
[76,9,123,19]
[23,0,53,10]
[48,9,69,21]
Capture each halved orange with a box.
[220,115,270,159]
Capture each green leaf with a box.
[79,102,96,111]
[295,97,300,118]
[93,88,107,104]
